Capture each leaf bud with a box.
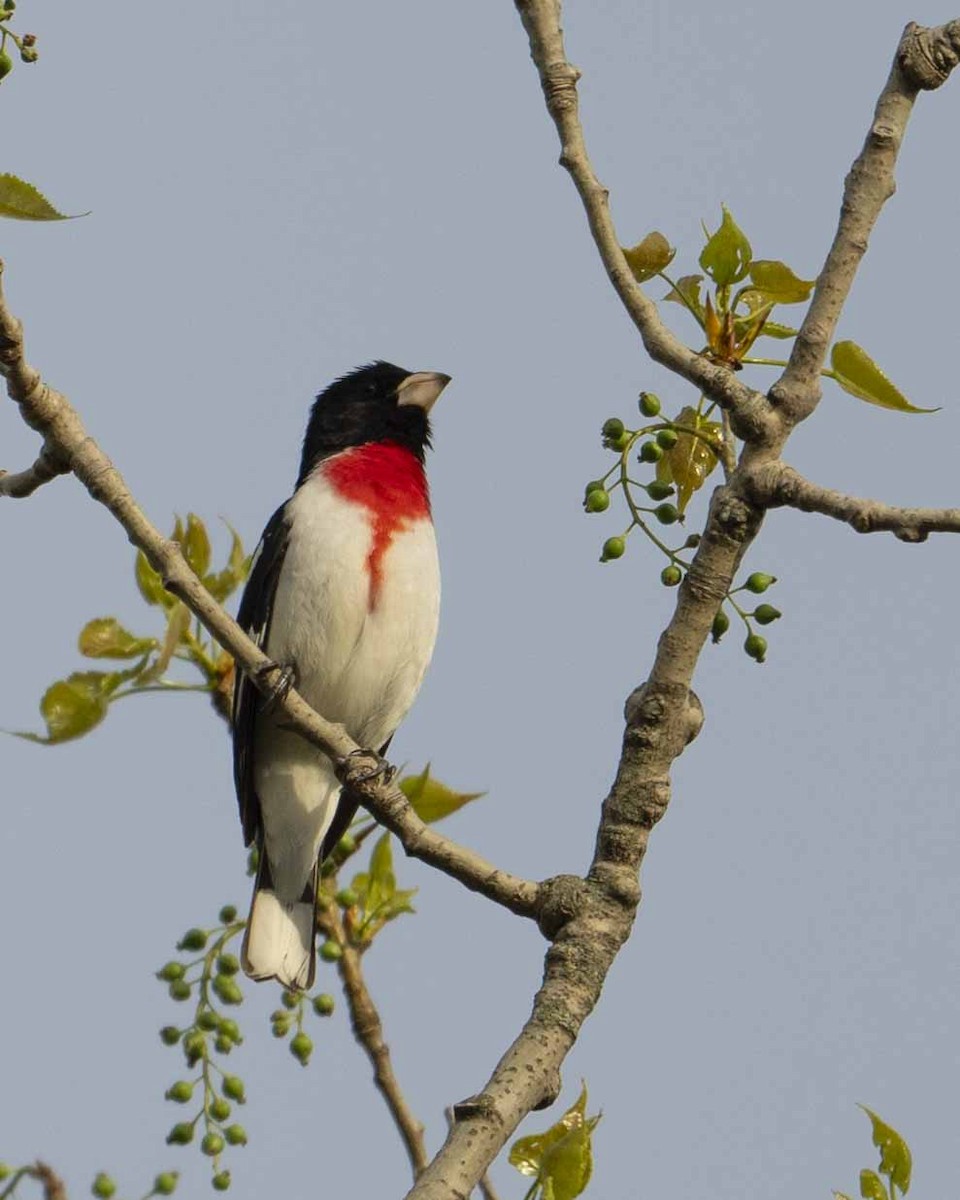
[160,1026,182,1046]
[583,488,610,514]
[165,1080,194,1104]
[753,604,782,625]
[656,428,679,450]
[210,1097,231,1122]
[319,939,342,962]
[157,961,186,982]
[216,954,240,977]
[197,1011,219,1032]
[600,536,626,562]
[745,572,776,594]
[154,1174,179,1196]
[222,1075,246,1103]
[744,633,768,662]
[224,1125,248,1146]
[638,440,663,463]
[334,887,359,909]
[201,1132,225,1158]
[218,905,238,924]
[290,1031,313,1066]
[166,1122,194,1146]
[312,993,335,1017]
[711,610,730,642]
[177,928,208,952]
[654,503,679,525]
[211,1171,231,1192]
[660,565,682,587]
[168,980,192,1002]
[91,1173,117,1198]
[601,417,625,441]
[638,391,661,417]
[645,480,674,501]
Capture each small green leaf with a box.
[183,513,211,578]
[860,1107,912,1195]
[859,1169,888,1200]
[835,1193,855,1200]
[367,832,396,914]
[22,671,129,743]
[759,320,798,340]
[509,1084,600,1200]
[78,617,157,660]
[830,342,936,414]
[399,764,484,824]
[655,406,723,513]
[0,174,84,221]
[135,550,174,608]
[747,260,815,303]
[699,206,752,286]
[622,231,675,282]
[205,523,251,602]
[662,274,704,317]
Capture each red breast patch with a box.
[323,441,431,609]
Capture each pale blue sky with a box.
[3,3,959,1198]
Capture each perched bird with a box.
[232,361,451,989]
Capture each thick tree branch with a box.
[0,439,69,497]
[745,461,960,542]
[771,19,960,427]
[317,894,429,1178]
[513,0,775,445]
[0,262,539,922]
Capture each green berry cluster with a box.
[87,1170,179,1199]
[269,987,335,1067]
[0,4,39,85]
[157,906,248,1190]
[710,572,782,663]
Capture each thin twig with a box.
[0,439,69,497]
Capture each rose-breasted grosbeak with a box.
[232,362,451,989]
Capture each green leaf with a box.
[78,617,157,660]
[662,274,704,317]
[399,764,484,824]
[135,550,174,608]
[699,206,752,286]
[759,320,798,340]
[204,523,251,602]
[622,231,675,282]
[747,260,815,303]
[509,1083,601,1200]
[860,1107,912,1195]
[20,670,130,743]
[183,513,212,578]
[860,1169,888,1200]
[367,832,396,915]
[0,174,85,221]
[655,407,724,513]
[830,343,936,414]
[835,1193,855,1200]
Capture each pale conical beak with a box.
[397,371,452,412]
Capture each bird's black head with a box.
[297,361,451,485]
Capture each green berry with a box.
[753,604,782,625]
[0,1166,11,1182]
[601,417,625,441]
[216,954,240,977]
[177,928,208,952]
[168,979,191,1002]
[217,1018,241,1044]
[222,1075,246,1103]
[656,428,679,450]
[224,1125,248,1147]
[608,431,630,453]
[319,939,342,962]
[19,46,37,63]
[212,976,243,1006]
[745,572,776,594]
[214,1035,233,1054]
[335,833,357,857]
[91,1173,117,1199]
[334,887,359,909]
[160,1026,182,1046]
[600,536,626,562]
[218,905,238,924]
[166,1080,194,1104]
[271,1020,290,1039]
[638,392,661,417]
[182,1032,206,1063]
[660,565,682,587]
[645,481,674,501]
[0,52,13,83]
[154,1173,179,1196]
[166,1122,194,1146]
[583,479,606,499]
[201,1133,225,1158]
[290,1031,313,1065]
[157,961,186,982]
[197,1011,219,1032]
[711,610,730,643]
[638,440,663,463]
[312,993,335,1017]
[583,488,610,513]
[654,503,679,525]
[212,1171,231,1192]
[684,533,701,549]
[744,633,768,662]
[281,989,299,1010]
[210,1097,231,1122]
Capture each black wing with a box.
[232,502,290,846]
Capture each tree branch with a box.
[317,893,429,1179]
[0,439,69,497]
[0,261,539,922]
[513,0,775,445]
[746,461,960,542]
[771,19,960,426]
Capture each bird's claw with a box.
[257,659,299,711]
[340,747,397,786]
